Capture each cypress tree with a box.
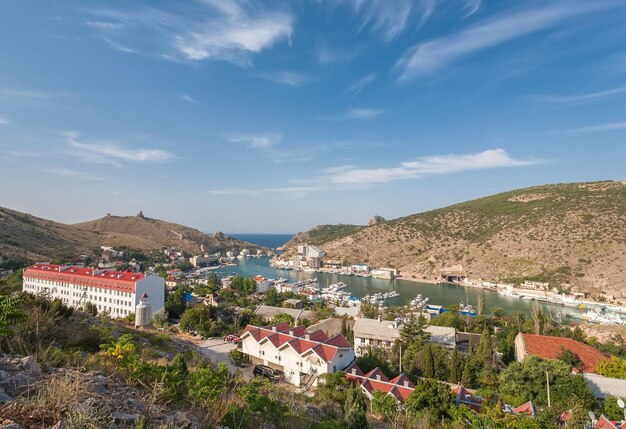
[450,350,460,384]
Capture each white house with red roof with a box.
[23,263,164,318]
[238,322,355,387]
[345,363,483,411]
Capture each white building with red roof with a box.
[239,322,355,387]
[23,263,164,318]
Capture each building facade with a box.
[239,322,355,387]
[23,263,164,318]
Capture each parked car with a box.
[253,365,282,382]
[223,334,239,344]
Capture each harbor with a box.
[207,256,626,324]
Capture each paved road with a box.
[195,337,238,372]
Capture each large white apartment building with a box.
[23,263,164,318]
[239,322,355,387]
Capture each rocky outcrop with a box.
[368,215,386,226]
[0,355,199,429]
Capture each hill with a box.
[0,208,266,260]
[74,213,266,255]
[0,207,100,260]
[282,181,626,300]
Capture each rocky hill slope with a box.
[74,213,265,255]
[282,181,626,300]
[0,208,266,260]
[0,207,100,260]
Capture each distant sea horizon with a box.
[228,233,294,249]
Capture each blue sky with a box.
[1,0,625,233]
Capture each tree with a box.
[343,386,368,429]
[556,348,583,371]
[400,315,430,348]
[371,390,398,420]
[84,301,98,316]
[477,294,485,316]
[602,395,625,421]
[422,344,435,378]
[165,287,188,320]
[491,307,504,318]
[498,356,595,411]
[476,325,492,364]
[179,307,220,338]
[264,287,280,306]
[595,356,626,379]
[449,350,461,384]
[360,303,379,319]
[404,378,453,420]
[316,371,350,403]
[0,295,25,335]
[153,309,169,329]
[271,313,295,326]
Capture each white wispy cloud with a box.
[347,0,433,43]
[396,1,610,81]
[179,93,198,104]
[569,121,626,133]
[462,0,483,18]
[228,133,282,149]
[256,71,310,86]
[320,107,384,121]
[345,73,376,95]
[0,115,9,125]
[533,85,626,104]
[44,168,104,181]
[64,132,176,165]
[88,1,293,65]
[346,107,383,119]
[208,186,320,197]
[322,148,540,185]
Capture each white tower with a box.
[135,293,153,327]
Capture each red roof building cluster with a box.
[240,322,352,363]
[345,363,483,411]
[518,333,609,373]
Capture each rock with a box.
[5,373,36,392]
[368,215,386,226]
[50,421,65,429]
[112,412,141,424]
[0,421,21,429]
[0,387,12,404]
[168,411,192,428]
[19,356,41,376]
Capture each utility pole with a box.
[546,370,551,408]
[399,344,402,373]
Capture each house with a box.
[593,415,625,429]
[204,293,225,307]
[455,332,483,354]
[514,333,626,399]
[352,317,456,357]
[253,305,314,324]
[345,363,482,412]
[514,333,609,373]
[506,401,538,417]
[284,298,303,309]
[452,385,483,412]
[238,322,354,387]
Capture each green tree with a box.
[316,371,350,403]
[264,287,280,306]
[556,348,583,371]
[404,378,453,420]
[165,287,188,319]
[371,390,398,420]
[595,356,626,379]
[271,313,295,326]
[498,356,595,411]
[0,295,25,335]
[449,350,461,384]
[343,386,368,429]
[152,309,169,329]
[421,344,435,378]
[476,325,492,364]
[602,395,625,421]
[179,307,220,338]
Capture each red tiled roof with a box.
[324,335,352,348]
[512,401,537,416]
[308,330,329,341]
[521,334,609,373]
[390,374,414,388]
[364,367,389,382]
[240,323,350,364]
[24,263,145,292]
[595,415,620,429]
